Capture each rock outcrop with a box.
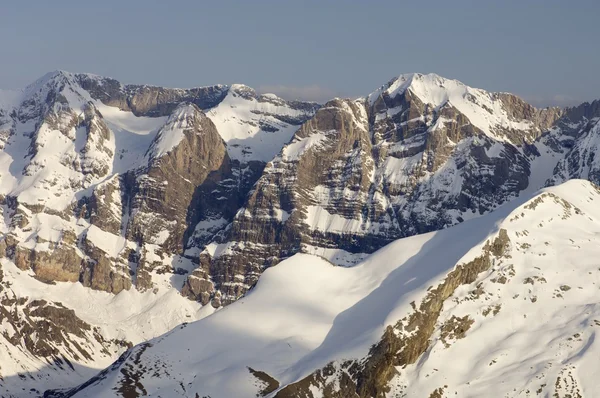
[126,103,230,252]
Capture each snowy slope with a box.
[389,183,600,397]
[205,84,319,161]
[0,255,208,397]
[55,179,600,397]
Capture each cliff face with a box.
[547,99,600,185]
[75,73,230,117]
[127,104,230,253]
[187,73,567,306]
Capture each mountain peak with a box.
[365,71,564,143]
[396,72,448,84]
[26,69,76,89]
[369,72,471,106]
[150,103,205,159]
[228,83,257,99]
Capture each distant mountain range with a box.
[0,70,599,397]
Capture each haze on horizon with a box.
[1,0,599,107]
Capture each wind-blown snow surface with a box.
[62,180,600,397]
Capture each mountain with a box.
[0,71,318,396]
[46,179,600,397]
[0,70,599,396]
[182,73,591,306]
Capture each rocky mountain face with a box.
[547,99,600,184]
[0,70,600,396]
[0,70,319,291]
[183,73,574,306]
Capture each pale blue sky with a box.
[1,0,598,106]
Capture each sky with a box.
[1,0,599,107]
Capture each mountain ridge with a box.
[0,70,599,396]
[185,69,579,306]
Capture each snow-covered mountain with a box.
[0,71,318,395]
[183,73,594,306]
[0,70,600,397]
[47,179,600,397]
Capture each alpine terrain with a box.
[0,70,599,397]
